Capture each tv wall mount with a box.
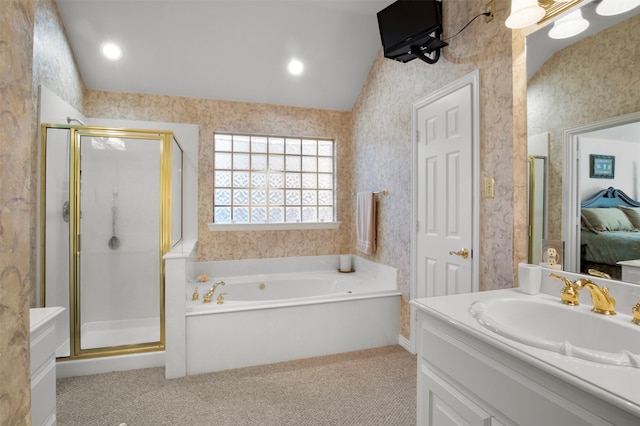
[409,32,448,64]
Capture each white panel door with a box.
[416,83,473,298]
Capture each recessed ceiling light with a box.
[287,59,304,76]
[101,42,122,60]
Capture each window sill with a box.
[207,222,341,232]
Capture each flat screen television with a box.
[377,0,446,63]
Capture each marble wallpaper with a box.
[353,0,524,338]
[33,0,85,112]
[0,1,36,423]
[527,14,640,242]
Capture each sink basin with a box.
[469,297,640,368]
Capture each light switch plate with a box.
[484,178,495,198]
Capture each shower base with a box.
[80,317,160,349]
[56,317,164,378]
[56,317,160,357]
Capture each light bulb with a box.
[596,0,640,16]
[505,0,546,29]
[548,10,590,39]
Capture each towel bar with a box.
[373,189,389,196]
[354,189,388,196]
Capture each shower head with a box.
[67,116,86,126]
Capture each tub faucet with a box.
[203,280,225,303]
[572,278,616,315]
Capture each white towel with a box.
[356,192,376,255]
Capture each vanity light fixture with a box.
[101,42,122,61]
[505,0,546,29]
[596,0,640,16]
[548,9,589,39]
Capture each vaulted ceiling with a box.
[57,0,394,111]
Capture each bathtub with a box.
[186,270,396,312]
[175,255,401,376]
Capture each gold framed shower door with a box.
[40,124,178,360]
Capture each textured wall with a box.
[0,0,35,423]
[83,93,354,261]
[528,14,640,241]
[33,0,84,112]
[352,0,522,338]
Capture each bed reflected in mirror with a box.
[579,187,640,281]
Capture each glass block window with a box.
[213,133,335,224]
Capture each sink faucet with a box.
[550,273,580,306]
[572,278,616,316]
[632,300,640,325]
[587,268,611,280]
[203,280,225,303]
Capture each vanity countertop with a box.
[412,288,640,419]
[30,306,65,334]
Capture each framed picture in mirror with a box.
[590,154,615,179]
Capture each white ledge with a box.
[207,222,341,232]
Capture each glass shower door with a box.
[77,132,162,351]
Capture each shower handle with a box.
[63,201,70,222]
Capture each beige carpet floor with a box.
[56,345,417,426]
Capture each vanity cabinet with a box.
[420,365,502,426]
[30,307,64,426]
[415,305,638,426]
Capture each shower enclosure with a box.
[40,125,182,359]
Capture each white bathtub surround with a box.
[411,268,640,424]
[164,254,400,377]
[164,239,197,378]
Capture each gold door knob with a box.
[449,248,469,259]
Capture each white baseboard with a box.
[398,334,413,354]
[56,351,164,378]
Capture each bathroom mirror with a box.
[526,1,640,281]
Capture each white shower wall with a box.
[43,126,72,356]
